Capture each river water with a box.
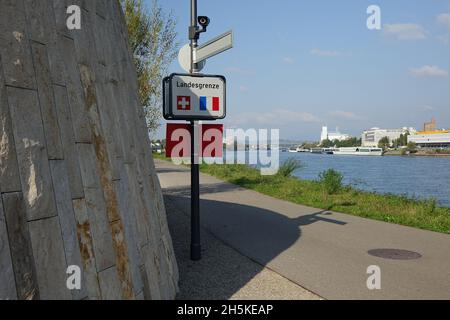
[234,151,450,207]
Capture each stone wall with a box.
[0,0,178,300]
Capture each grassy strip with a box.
[152,152,167,160]
[199,164,450,234]
[154,153,450,234]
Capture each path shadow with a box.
[164,194,346,299]
[165,182,244,196]
[155,167,190,174]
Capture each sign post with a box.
[164,0,232,261]
[189,0,201,261]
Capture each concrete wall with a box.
[0,0,178,300]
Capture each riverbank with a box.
[153,153,449,234]
[199,163,449,234]
[384,150,450,157]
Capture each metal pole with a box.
[190,0,198,73]
[189,0,201,261]
[190,121,201,261]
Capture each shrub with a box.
[277,158,303,177]
[318,169,344,195]
[406,142,417,153]
[424,198,437,214]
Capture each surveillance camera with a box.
[198,16,210,28]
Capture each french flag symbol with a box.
[199,96,220,112]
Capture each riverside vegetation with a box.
[154,153,450,234]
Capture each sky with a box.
[151,0,450,141]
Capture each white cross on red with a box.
[177,96,191,110]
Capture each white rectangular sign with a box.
[163,73,226,120]
[194,31,233,64]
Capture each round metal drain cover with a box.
[368,249,422,260]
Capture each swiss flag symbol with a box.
[177,96,191,110]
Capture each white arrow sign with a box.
[194,30,233,64]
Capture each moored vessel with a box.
[333,147,383,156]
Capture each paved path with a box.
[165,197,320,300]
[156,160,450,300]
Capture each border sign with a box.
[163,73,226,121]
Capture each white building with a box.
[320,126,350,142]
[408,131,450,148]
[361,127,416,147]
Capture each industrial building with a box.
[423,117,437,132]
[320,126,350,142]
[408,118,450,148]
[361,127,416,147]
[408,130,450,148]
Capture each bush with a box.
[406,142,417,153]
[424,198,437,214]
[318,169,344,194]
[277,158,303,177]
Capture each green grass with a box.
[154,153,450,234]
[152,152,167,160]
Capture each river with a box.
[234,151,450,207]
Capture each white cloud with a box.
[225,66,253,75]
[226,66,244,73]
[436,34,450,44]
[282,57,295,64]
[410,65,448,77]
[437,13,450,28]
[422,105,436,111]
[228,109,320,126]
[383,23,427,40]
[310,49,340,57]
[329,111,362,120]
[239,85,249,93]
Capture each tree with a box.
[392,134,402,148]
[301,141,320,149]
[320,139,334,148]
[320,137,361,148]
[393,132,410,148]
[402,131,410,146]
[121,0,178,133]
[392,131,410,148]
[407,141,417,152]
[335,137,361,148]
[378,136,390,149]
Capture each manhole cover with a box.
[368,249,422,260]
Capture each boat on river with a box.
[333,147,383,156]
[310,148,334,154]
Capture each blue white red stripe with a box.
[199,96,220,111]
